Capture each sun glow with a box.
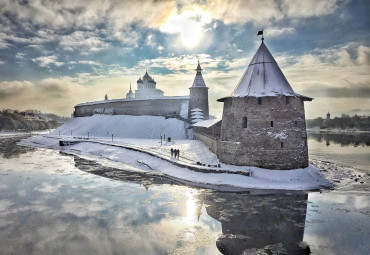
[183,188,201,225]
[160,8,212,49]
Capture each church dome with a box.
[143,70,152,81]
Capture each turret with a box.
[189,61,209,123]
[217,35,312,170]
[126,83,135,99]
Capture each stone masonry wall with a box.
[74,98,189,120]
[217,96,309,170]
[194,132,218,154]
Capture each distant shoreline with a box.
[307,128,370,134]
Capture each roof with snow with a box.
[192,118,221,128]
[218,41,312,102]
[191,61,207,88]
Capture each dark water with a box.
[0,135,369,255]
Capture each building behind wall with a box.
[216,39,312,170]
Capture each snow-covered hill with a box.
[52,115,189,139]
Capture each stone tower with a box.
[189,61,209,123]
[217,39,312,170]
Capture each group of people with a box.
[170,148,180,159]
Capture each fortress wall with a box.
[218,96,309,169]
[74,98,189,120]
[193,132,218,154]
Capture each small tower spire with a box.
[104,94,108,100]
[129,82,132,92]
[196,60,202,74]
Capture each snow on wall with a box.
[52,115,188,139]
[179,101,189,119]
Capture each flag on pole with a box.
[257,30,263,36]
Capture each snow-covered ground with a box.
[51,115,190,139]
[21,136,332,191]
[0,130,52,137]
[17,115,338,191]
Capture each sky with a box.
[0,0,369,118]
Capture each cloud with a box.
[160,8,212,48]
[0,80,34,99]
[32,55,64,67]
[77,61,102,66]
[195,0,340,25]
[265,27,296,37]
[0,38,10,49]
[59,31,110,53]
[281,0,339,18]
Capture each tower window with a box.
[304,140,307,147]
[295,121,298,127]
[242,117,248,128]
[286,97,290,104]
[271,121,274,127]
[281,142,284,149]
[258,98,262,105]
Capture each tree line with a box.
[307,115,370,131]
[0,109,68,131]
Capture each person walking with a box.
[170,148,174,157]
[177,149,180,159]
[174,149,178,159]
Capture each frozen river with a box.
[0,134,369,254]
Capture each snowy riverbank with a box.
[21,134,334,191]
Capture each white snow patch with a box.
[267,131,288,139]
[179,101,189,119]
[51,115,188,139]
[192,119,221,128]
[191,118,204,123]
[191,114,204,119]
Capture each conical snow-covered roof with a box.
[218,40,311,101]
[191,61,207,88]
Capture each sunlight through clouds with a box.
[160,8,212,49]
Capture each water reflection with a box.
[198,192,310,255]
[72,155,311,254]
[0,135,35,158]
[71,153,183,189]
[308,132,370,147]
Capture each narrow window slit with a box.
[258,98,262,105]
[271,121,274,127]
[242,117,248,128]
[281,142,284,149]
